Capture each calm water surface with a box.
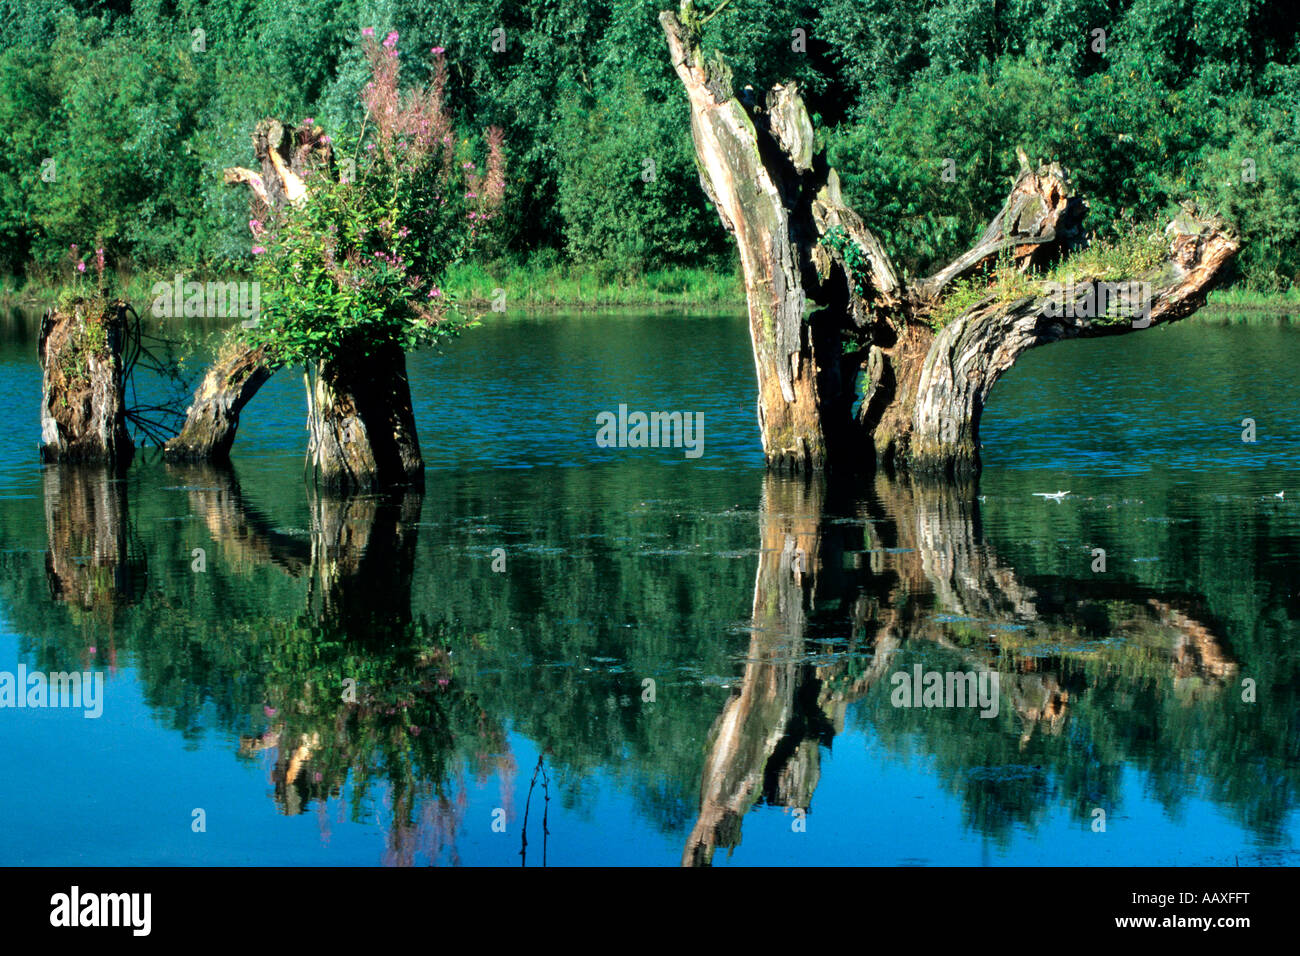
[0,308,1297,865]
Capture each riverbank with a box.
[436,260,745,309]
[1200,285,1300,314]
[2,262,1296,315]
[0,260,749,313]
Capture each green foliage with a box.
[48,240,119,384]
[0,0,1296,292]
[1047,222,1169,284]
[818,225,872,299]
[247,34,504,366]
[927,222,1168,330]
[927,248,1038,331]
[553,82,725,272]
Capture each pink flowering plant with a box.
[249,30,505,366]
[55,237,114,315]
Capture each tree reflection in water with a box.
[20,463,1289,866]
[683,474,1240,866]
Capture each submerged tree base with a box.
[305,345,425,494]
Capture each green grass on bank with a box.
[2,259,1294,317]
[436,260,745,309]
[0,269,171,311]
[0,259,748,313]
[1202,285,1300,314]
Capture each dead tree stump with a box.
[38,299,133,467]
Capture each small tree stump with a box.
[38,299,133,467]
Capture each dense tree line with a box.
[1,0,1296,289]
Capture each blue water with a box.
[1,309,1298,865]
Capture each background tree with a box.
[0,0,1295,290]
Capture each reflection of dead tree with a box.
[684,476,831,866]
[682,473,1238,865]
[210,480,466,864]
[305,487,423,632]
[1154,599,1238,686]
[238,730,322,815]
[43,466,145,609]
[861,475,1236,736]
[167,463,310,575]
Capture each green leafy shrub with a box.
[248,31,505,367]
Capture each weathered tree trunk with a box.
[892,206,1239,475]
[163,345,272,462]
[38,300,133,467]
[660,5,1239,476]
[304,343,424,493]
[222,118,333,225]
[661,17,830,470]
[168,118,329,464]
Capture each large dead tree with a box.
[661,4,1239,476]
[166,120,424,491]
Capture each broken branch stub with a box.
[167,120,334,463]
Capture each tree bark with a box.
[169,118,332,464]
[305,343,424,493]
[163,345,272,462]
[661,14,829,470]
[896,206,1239,475]
[38,300,133,467]
[660,6,1239,476]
